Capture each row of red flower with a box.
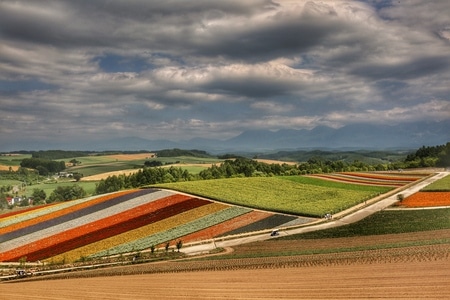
[0,189,138,235]
[340,172,423,182]
[155,210,273,248]
[1,189,159,247]
[312,174,405,187]
[0,202,58,219]
[1,194,209,262]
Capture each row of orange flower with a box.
[0,189,138,235]
[340,172,423,182]
[158,210,273,248]
[400,192,450,208]
[0,194,206,262]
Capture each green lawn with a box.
[69,163,141,177]
[421,174,450,191]
[154,176,391,217]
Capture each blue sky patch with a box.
[0,79,55,92]
[96,54,153,73]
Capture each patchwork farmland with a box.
[0,188,300,263]
[1,171,450,300]
[0,172,431,264]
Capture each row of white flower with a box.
[2,189,175,252]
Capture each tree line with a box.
[94,157,394,194]
[404,142,450,168]
[20,158,66,176]
[95,142,450,195]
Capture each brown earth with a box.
[80,168,142,181]
[1,253,449,299]
[2,230,449,299]
[0,165,19,171]
[103,153,156,161]
[255,159,297,165]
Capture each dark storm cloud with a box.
[0,0,449,147]
[352,55,450,80]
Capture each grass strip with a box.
[196,238,450,260]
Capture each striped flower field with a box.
[0,188,300,263]
[309,172,426,187]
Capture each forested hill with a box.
[156,149,214,158]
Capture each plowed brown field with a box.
[105,153,155,160]
[2,257,449,299]
[2,230,449,299]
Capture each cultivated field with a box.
[155,175,397,216]
[1,172,449,299]
[2,240,449,299]
[0,165,19,171]
[0,172,438,264]
[3,261,449,299]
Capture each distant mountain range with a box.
[3,120,449,153]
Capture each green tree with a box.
[32,188,46,203]
[36,165,49,176]
[48,185,86,203]
[73,173,82,182]
[436,142,450,167]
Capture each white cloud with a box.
[325,99,450,125]
[0,0,449,148]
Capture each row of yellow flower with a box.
[45,202,228,263]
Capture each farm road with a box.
[182,171,449,255]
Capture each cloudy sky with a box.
[1,0,449,149]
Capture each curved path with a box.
[182,171,449,255]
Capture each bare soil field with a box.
[2,249,449,299]
[80,168,142,181]
[2,229,449,299]
[255,159,297,165]
[0,165,19,171]
[104,153,156,161]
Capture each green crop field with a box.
[66,155,222,177]
[21,181,98,198]
[421,174,450,191]
[156,156,222,165]
[154,176,391,217]
[0,154,31,167]
[0,179,23,186]
[69,163,141,177]
[286,208,450,239]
